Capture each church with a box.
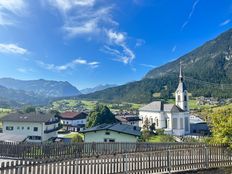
[139,65,190,136]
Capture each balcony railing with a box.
[44,124,62,134]
[45,119,60,125]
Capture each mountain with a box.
[78,28,232,103]
[0,85,49,106]
[0,78,81,97]
[80,84,117,94]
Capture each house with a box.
[189,115,210,136]
[115,115,141,126]
[1,112,62,142]
[81,123,141,142]
[59,111,88,132]
[139,65,190,136]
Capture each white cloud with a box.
[17,68,32,73]
[104,30,135,64]
[49,0,95,13]
[47,0,136,64]
[140,64,156,68]
[172,45,177,53]
[220,19,231,26]
[181,0,200,30]
[135,39,145,47]
[37,58,100,71]
[0,43,28,55]
[0,0,27,26]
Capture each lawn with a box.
[148,135,163,142]
[63,132,84,139]
[148,134,176,143]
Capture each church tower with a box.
[175,64,189,111]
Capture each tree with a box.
[149,123,156,133]
[86,105,117,128]
[141,130,150,142]
[72,134,83,143]
[143,117,150,130]
[23,106,36,113]
[210,108,232,148]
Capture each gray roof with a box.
[1,112,55,123]
[81,123,141,136]
[139,101,184,113]
[139,101,162,112]
[0,133,27,143]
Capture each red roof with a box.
[59,112,87,119]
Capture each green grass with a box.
[0,108,11,128]
[148,135,163,142]
[63,132,84,139]
[148,134,176,143]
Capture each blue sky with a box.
[0,0,231,89]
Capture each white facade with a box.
[2,116,60,143]
[84,130,138,143]
[61,118,86,126]
[139,65,190,136]
[139,109,190,136]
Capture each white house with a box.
[81,123,141,142]
[139,65,190,136]
[59,111,87,131]
[115,115,141,126]
[1,112,62,142]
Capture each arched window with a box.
[178,95,180,101]
[184,95,187,101]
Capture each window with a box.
[27,127,30,130]
[180,118,184,129]
[6,126,13,131]
[33,127,38,132]
[185,117,189,131]
[178,95,181,102]
[28,136,41,140]
[105,131,110,135]
[21,127,24,130]
[109,139,115,142]
[17,126,20,130]
[104,138,115,142]
[184,95,187,101]
[172,118,177,129]
[104,138,107,142]
[156,119,159,127]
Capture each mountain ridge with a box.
[80,84,118,94]
[77,28,232,103]
[0,77,81,98]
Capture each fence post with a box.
[167,149,171,174]
[205,145,209,168]
[124,153,128,174]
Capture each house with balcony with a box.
[59,111,88,132]
[1,112,62,142]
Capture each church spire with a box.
[179,62,183,82]
[175,62,189,111]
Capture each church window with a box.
[180,118,184,129]
[184,95,187,101]
[165,119,168,128]
[156,119,159,127]
[172,118,177,129]
[185,117,189,131]
[178,95,180,101]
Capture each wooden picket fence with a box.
[0,145,232,174]
[0,142,219,160]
